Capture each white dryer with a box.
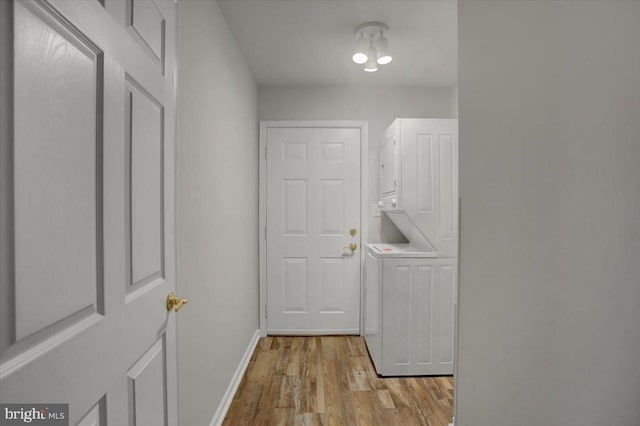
[378,118,458,257]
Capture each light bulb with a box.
[364,44,378,72]
[375,33,392,65]
[352,33,368,64]
[353,52,368,64]
[377,55,392,65]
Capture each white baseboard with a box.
[209,329,262,426]
[266,329,359,335]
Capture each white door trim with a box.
[259,121,368,336]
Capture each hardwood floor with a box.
[223,336,454,425]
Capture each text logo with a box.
[0,404,68,426]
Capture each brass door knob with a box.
[349,242,357,251]
[167,292,188,312]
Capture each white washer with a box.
[365,243,456,376]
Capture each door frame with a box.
[259,121,368,336]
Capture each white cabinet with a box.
[365,248,455,376]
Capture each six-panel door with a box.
[0,0,178,424]
[266,127,361,334]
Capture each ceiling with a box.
[217,0,458,88]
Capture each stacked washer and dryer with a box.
[365,118,458,376]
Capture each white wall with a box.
[258,86,455,242]
[457,1,640,425]
[177,1,259,425]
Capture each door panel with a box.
[0,0,178,424]
[416,134,434,212]
[126,0,165,71]
[126,75,165,291]
[415,265,434,365]
[282,179,307,235]
[439,134,456,239]
[318,257,344,312]
[126,338,167,426]
[283,257,308,312]
[382,258,455,375]
[266,128,361,334]
[439,264,455,363]
[78,398,105,426]
[379,133,398,195]
[319,179,344,234]
[13,0,104,343]
[77,399,105,426]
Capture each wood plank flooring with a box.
[223,336,454,426]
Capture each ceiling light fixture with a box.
[352,22,392,72]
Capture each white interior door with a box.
[0,0,179,424]
[266,127,361,334]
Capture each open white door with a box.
[264,125,363,334]
[0,0,179,424]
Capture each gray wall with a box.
[457,1,640,425]
[176,1,259,425]
[258,86,455,242]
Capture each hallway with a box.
[223,336,454,425]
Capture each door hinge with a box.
[264,226,267,240]
[264,144,268,160]
[394,179,397,188]
[265,304,268,318]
